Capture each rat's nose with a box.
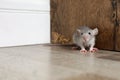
[83,36,87,42]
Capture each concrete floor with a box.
[0,45,120,80]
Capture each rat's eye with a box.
[88,32,91,35]
[81,33,83,35]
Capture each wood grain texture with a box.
[115,27,120,51]
[51,0,114,50]
[116,0,120,51]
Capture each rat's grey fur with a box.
[73,26,98,51]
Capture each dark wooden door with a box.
[116,0,120,51]
[51,0,115,50]
[116,26,120,51]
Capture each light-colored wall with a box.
[0,0,50,47]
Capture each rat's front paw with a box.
[89,48,98,53]
[93,48,98,51]
[89,50,96,53]
[80,49,87,53]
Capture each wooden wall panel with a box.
[116,27,120,51]
[116,0,120,51]
[51,0,114,50]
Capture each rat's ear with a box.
[93,28,98,35]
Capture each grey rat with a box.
[73,26,98,52]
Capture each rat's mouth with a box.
[83,36,89,42]
[83,38,89,42]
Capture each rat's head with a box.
[77,27,98,42]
